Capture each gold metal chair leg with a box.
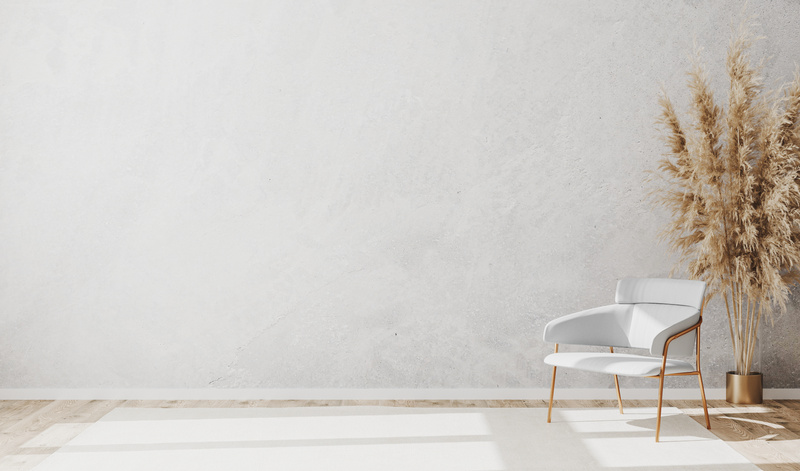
[547,344,558,423]
[547,366,557,423]
[610,347,622,414]
[655,373,665,442]
[697,371,710,429]
[613,375,623,414]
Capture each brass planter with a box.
[726,372,763,404]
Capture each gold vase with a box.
[726,372,763,404]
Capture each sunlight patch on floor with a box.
[719,416,785,429]
[40,441,507,471]
[33,411,507,471]
[66,411,494,446]
[31,407,760,471]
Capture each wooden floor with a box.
[1,399,798,470]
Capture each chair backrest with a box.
[615,278,705,309]
[616,278,706,357]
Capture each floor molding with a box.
[2,388,800,401]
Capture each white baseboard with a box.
[1,388,799,401]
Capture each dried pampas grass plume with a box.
[654,20,800,375]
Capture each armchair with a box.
[542,278,710,441]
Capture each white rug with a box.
[31,406,757,470]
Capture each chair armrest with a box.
[648,310,701,356]
[662,318,702,355]
[543,304,633,348]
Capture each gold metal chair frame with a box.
[546,306,711,442]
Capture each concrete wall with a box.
[1,0,799,391]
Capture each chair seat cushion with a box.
[544,352,695,377]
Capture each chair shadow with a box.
[622,415,715,443]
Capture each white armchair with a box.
[543,278,710,441]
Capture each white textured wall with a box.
[2,0,799,390]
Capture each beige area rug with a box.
[29,406,757,471]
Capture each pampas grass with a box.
[655,21,800,375]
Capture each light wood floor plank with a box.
[0,402,52,434]
[0,401,90,457]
